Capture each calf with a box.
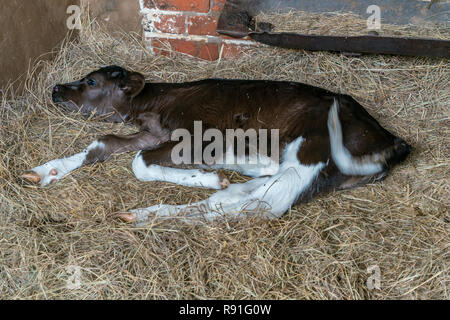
[22,65,412,224]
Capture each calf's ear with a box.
[120,72,145,98]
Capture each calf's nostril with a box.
[53,85,61,93]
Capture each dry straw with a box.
[0,10,448,299]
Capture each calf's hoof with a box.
[22,169,59,186]
[218,172,230,189]
[22,171,42,183]
[117,212,137,223]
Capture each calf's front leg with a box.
[22,130,169,187]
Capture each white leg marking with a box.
[29,141,104,187]
[328,98,383,175]
[132,151,228,189]
[131,137,326,223]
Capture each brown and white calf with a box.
[22,65,412,223]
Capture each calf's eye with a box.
[87,79,97,87]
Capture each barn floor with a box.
[0,13,448,299]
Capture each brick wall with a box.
[139,0,257,60]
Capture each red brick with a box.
[187,16,218,36]
[153,14,186,34]
[152,38,195,56]
[152,38,219,60]
[221,42,253,59]
[144,0,210,13]
[212,0,227,12]
[198,42,220,60]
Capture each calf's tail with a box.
[327,98,412,176]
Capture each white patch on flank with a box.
[132,151,224,189]
[131,137,326,223]
[327,98,383,175]
[31,140,104,187]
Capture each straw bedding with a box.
[0,11,448,299]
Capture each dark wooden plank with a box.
[250,32,450,58]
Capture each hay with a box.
[0,11,449,300]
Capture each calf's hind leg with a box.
[131,145,230,190]
[122,137,326,224]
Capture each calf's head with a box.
[52,65,145,122]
